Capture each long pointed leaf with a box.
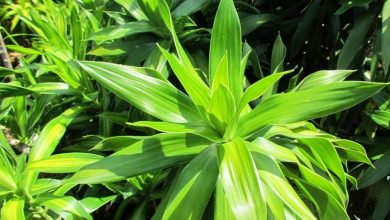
[80,61,200,123]
[217,138,266,219]
[157,146,218,220]
[209,0,242,101]
[238,82,387,137]
[67,133,211,184]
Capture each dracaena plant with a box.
[87,0,211,73]
[0,106,118,220]
[63,0,387,219]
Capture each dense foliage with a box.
[0,0,389,219]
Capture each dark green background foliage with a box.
[0,0,389,219]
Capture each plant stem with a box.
[0,30,13,69]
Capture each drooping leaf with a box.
[333,140,371,164]
[214,175,236,220]
[67,133,211,184]
[295,180,349,219]
[252,152,316,220]
[156,146,218,220]
[128,121,220,142]
[217,138,266,219]
[79,61,200,123]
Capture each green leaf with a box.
[290,0,321,57]
[382,0,390,75]
[0,66,19,77]
[262,183,286,220]
[208,85,236,136]
[37,196,92,220]
[67,133,211,184]
[88,38,156,57]
[263,34,286,98]
[31,178,62,196]
[241,14,275,36]
[1,197,25,220]
[238,70,292,113]
[295,180,349,219]
[252,152,316,220]
[29,82,74,95]
[211,53,229,93]
[372,185,390,220]
[23,106,83,190]
[14,96,28,137]
[172,0,211,17]
[0,129,17,161]
[217,138,266,219]
[28,106,84,162]
[92,136,143,151]
[214,176,235,220]
[27,153,103,173]
[293,70,355,91]
[0,83,33,98]
[128,121,220,142]
[367,110,390,129]
[159,46,211,114]
[79,61,200,123]
[250,137,298,163]
[0,166,16,191]
[156,146,218,220]
[88,21,158,42]
[358,150,390,188]
[335,0,374,15]
[333,140,371,164]
[238,82,387,137]
[298,165,345,205]
[144,40,170,76]
[80,195,117,213]
[137,0,171,29]
[115,0,147,20]
[337,10,375,69]
[209,0,242,101]
[6,44,41,55]
[271,33,286,74]
[298,138,346,187]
